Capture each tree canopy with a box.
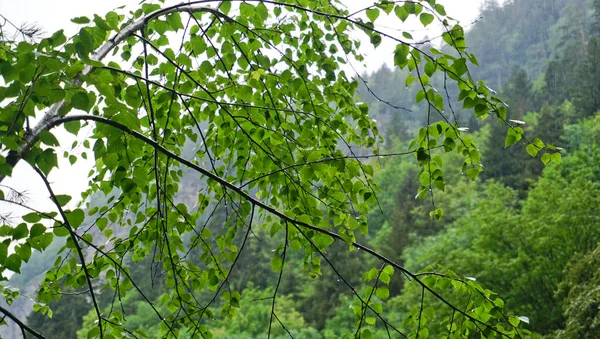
[0,1,557,338]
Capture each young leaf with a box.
[366,8,380,22]
[420,13,434,27]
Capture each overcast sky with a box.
[1,0,487,33]
[0,0,489,216]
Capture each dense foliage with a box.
[2,0,598,338]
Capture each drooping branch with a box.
[44,114,517,338]
[32,166,104,338]
[58,221,178,338]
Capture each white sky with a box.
[0,0,487,217]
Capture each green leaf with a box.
[30,224,46,237]
[120,178,137,192]
[71,17,91,24]
[370,34,382,47]
[541,152,551,165]
[4,254,22,273]
[420,13,434,27]
[383,265,394,277]
[0,243,7,264]
[22,213,42,223]
[220,1,232,14]
[67,209,85,228]
[453,58,468,76]
[363,164,374,176]
[271,256,283,272]
[40,131,60,147]
[405,74,415,87]
[376,286,390,300]
[54,226,70,237]
[230,294,240,308]
[78,28,93,52]
[366,8,380,22]
[88,326,100,339]
[12,223,28,240]
[71,92,91,111]
[363,268,379,282]
[316,234,334,248]
[416,90,426,103]
[429,208,443,221]
[361,328,373,339]
[54,195,72,207]
[533,138,545,148]
[424,62,437,77]
[166,12,184,31]
[435,4,447,16]
[15,243,31,262]
[493,298,505,308]
[38,233,53,250]
[466,167,480,181]
[64,121,81,136]
[509,316,520,327]
[443,137,456,152]
[379,271,391,284]
[505,134,517,148]
[1,136,20,151]
[93,15,112,31]
[394,44,410,67]
[526,144,539,158]
[394,6,409,21]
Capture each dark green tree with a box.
[26,293,90,339]
[482,68,542,191]
[553,243,600,338]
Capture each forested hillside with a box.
[2,0,600,337]
[358,0,600,337]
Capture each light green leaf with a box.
[22,213,42,223]
[541,152,551,165]
[395,6,409,21]
[54,195,72,207]
[366,8,380,22]
[271,256,283,272]
[424,61,437,77]
[64,121,81,136]
[67,209,85,228]
[420,13,434,27]
[376,286,390,300]
[526,144,539,158]
[71,17,90,24]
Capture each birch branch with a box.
[0,2,226,183]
